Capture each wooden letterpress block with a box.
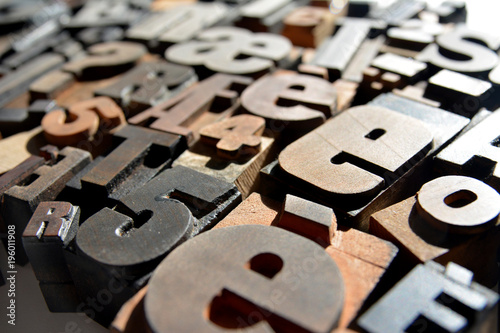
[371,53,428,84]
[62,41,147,81]
[358,261,498,333]
[386,19,448,53]
[282,6,337,48]
[294,65,359,112]
[173,115,275,198]
[165,26,292,79]
[126,2,228,51]
[360,67,402,102]
[341,35,385,84]
[425,1,467,23]
[370,175,500,287]
[0,0,73,66]
[393,82,442,108]
[264,93,469,230]
[241,71,337,138]
[29,41,147,109]
[215,193,397,330]
[0,54,64,109]
[358,53,428,103]
[310,18,386,82]
[435,108,500,191]
[129,73,253,145]
[65,1,144,29]
[1,146,91,263]
[3,30,82,73]
[424,69,496,116]
[0,156,46,194]
[28,70,75,101]
[69,166,240,325]
[416,25,500,76]
[41,96,126,154]
[331,79,359,112]
[234,0,302,33]
[368,0,425,26]
[61,125,185,216]
[145,224,345,332]
[94,61,197,116]
[22,201,80,312]
[0,152,48,232]
[0,1,66,33]
[76,26,125,47]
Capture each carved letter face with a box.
[278,105,433,202]
[166,27,292,78]
[145,225,344,333]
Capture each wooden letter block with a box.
[94,61,197,116]
[62,41,146,80]
[0,53,64,108]
[435,108,500,191]
[387,19,447,52]
[76,26,125,47]
[241,72,337,135]
[282,6,336,48]
[424,69,495,117]
[359,52,428,102]
[368,0,424,25]
[27,42,147,110]
[215,193,397,329]
[126,3,228,49]
[70,166,240,325]
[393,83,441,108]
[278,104,433,210]
[66,1,143,29]
[425,1,467,23]
[129,73,253,144]
[235,0,298,33]
[371,53,427,83]
[199,114,265,160]
[0,155,46,197]
[29,70,75,101]
[64,125,185,211]
[311,18,384,81]
[174,115,274,198]
[22,201,80,312]
[2,146,91,263]
[41,96,126,148]
[267,93,469,229]
[341,35,384,83]
[358,261,499,333]
[165,27,292,78]
[416,25,500,75]
[370,175,500,286]
[145,224,344,332]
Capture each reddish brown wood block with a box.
[370,175,500,287]
[41,96,126,151]
[282,6,336,48]
[129,73,253,145]
[215,193,397,330]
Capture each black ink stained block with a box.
[68,166,241,326]
[358,261,499,333]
